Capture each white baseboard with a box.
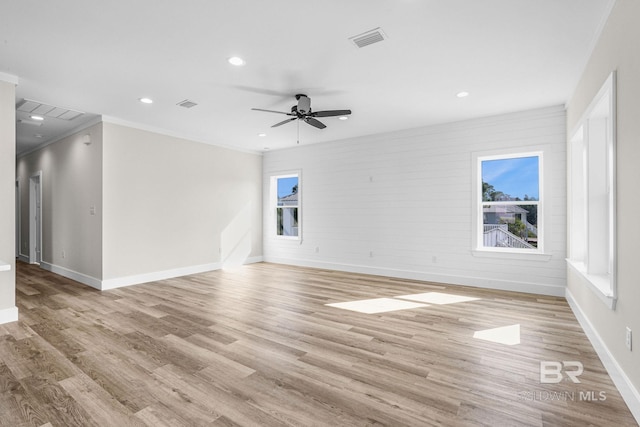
[18,254,29,263]
[101,262,222,290]
[244,256,264,264]
[0,306,18,325]
[40,262,103,290]
[566,288,640,424]
[263,257,565,297]
[38,256,264,292]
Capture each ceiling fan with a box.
[252,94,351,129]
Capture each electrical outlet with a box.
[626,327,632,351]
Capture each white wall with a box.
[0,77,17,324]
[565,0,640,412]
[15,121,263,290]
[16,123,103,281]
[102,122,263,287]
[263,105,566,296]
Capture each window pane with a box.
[277,207,298,236]
[481,156,539,201]
[277,177,299,207]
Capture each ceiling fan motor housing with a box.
[296,94,311,114]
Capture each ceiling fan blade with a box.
[251,108,292,115]
[311,109,352,117]
[272,117,297,128]
[304,117,326,129]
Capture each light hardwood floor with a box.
[1,262,637,426]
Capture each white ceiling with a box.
[1,0,613,155]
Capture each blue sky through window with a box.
[277,177,298,198]
[482,156,539,200]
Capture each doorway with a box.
[29,172,42,264]
[15,179,20,258]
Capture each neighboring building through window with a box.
[274,174,299,237]
[479,153,542,252]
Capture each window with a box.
[567,72,616,308]
[272,173,300,238]
[477,153,542,253]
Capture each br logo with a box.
[540,361,583,384]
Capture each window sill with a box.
[471,249,552,261]
[275,236,301,241]
[566,259,616,310]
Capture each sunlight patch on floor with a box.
[396,292,480,305]
[473,324,521,345]
[325,298,429,314]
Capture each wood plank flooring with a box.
[1,261,637,426]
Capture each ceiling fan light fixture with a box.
[139,97,153,104]
[456,91,470,98]
[338,116,349,121]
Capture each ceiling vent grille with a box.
[16,99,84,120]
[177,99,198,109]
[349,27,387,48]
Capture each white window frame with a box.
[270,172,301,240]
[473,151,544,256]
[567,72,616,309]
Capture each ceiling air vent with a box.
[16,99,84,120]
[177,99,198,109]
[349,27,387,48]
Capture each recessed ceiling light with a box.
[456,91,470,98]
[30,115,44,121]
[338,116,349,121]
[228,56,246,66]
[139,97,153,104]
[34,134,44,138]
[258,133,266,137]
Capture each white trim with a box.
[567,71,617,307]
[17,254,29,263]
[471,250,553,262]
[29,171,42,264]
[0,260,11,272]
[0,72,19,85]
[263,257,565,297]
[102,115,262,156]
[270,171,302,241]
[40,262,102,290]
[0,306,19,325]
[566,288,640,424]
[244,256,264,264]
[566,259,616,309]
[473,150,545,255]
[101,262,222,290]
[39,258,264,291]
[15,179,20,257]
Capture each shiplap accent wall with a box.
[263,105,567,296]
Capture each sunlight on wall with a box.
[221,203,252,269]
